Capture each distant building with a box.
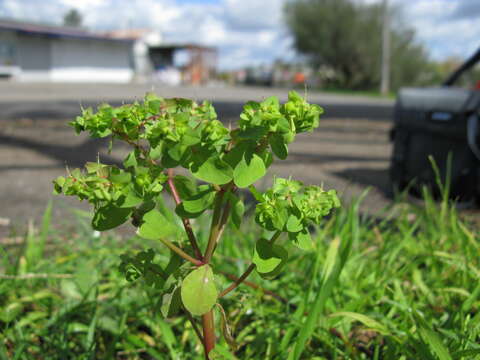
[106,29,218,85]
[0,19,134,82]
[0,19,217,84]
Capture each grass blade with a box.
[291,236,346,360]
[415,311,452,360]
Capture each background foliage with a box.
[285,0,437,91]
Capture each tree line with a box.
[284,0,447,92]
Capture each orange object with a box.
[293,72,306,84]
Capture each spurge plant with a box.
[53,91,340,358]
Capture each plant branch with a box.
[204,183,234,262]
[219,264,255,298]
[166,169,203,260]
[219,271,289,303]
[159,238,203,266]
[219,231,282,298]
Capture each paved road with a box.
[0,83,394,237]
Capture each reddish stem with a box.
[219,271,289,303]
[202,310,216,359]
[219,264,256,298]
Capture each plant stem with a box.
[166,169,203,260]
[159,238,203,266]
[219,231,282,298]
[204,191,226,263]
[219,271,289,303]
[204,182,235,263]
[201,183,235,357]
[219,264,256,298]
[202,310,215,359]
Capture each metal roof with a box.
[0,18,132,42]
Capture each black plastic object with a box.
[390,87,480,201]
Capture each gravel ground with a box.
[0,83,394,237]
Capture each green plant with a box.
[53,91,340,358]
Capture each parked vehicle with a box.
[390,47,480,203]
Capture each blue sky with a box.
[0,0,479,69]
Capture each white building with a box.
[106,29,218,85]
[0,19,134,83]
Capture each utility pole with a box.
[380,0,390,95]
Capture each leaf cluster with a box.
[54,91,324,231]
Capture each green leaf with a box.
[168,143,188,162]
[149,143,163,160]
[289,229,313,251]
[237,126,268,141]
[191,155,233,185]
[252,239,288,278]
[53,176,65,194]
[109,172,131,184]
[85,161,107,174]
[181,265,218,316]
[161,151,180,168]
[224,141,251,169]
[137,209,177,240]
[233,152,266,188]
[210,345,239,360]
[286,214,303,232]
[117,185,142,208]
[172,175,197,199]
[329,312,389,335]
[272,206,289,231]
[269,133,288,160]
[123,151,138,169]
[161,286,182,318]
[175,203,204,219]
[182,186,215,213]
[92,204,132,231]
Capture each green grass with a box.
[1,191,479,359]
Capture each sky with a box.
[0,0,479,70]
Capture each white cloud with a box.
[360,0,480,61]
[223,0,284,31]
[399,0,479,60]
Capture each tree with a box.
[63,9,82,28]
[284,0,433,91]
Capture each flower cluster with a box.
[255,177,340,235]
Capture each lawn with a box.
[1,190,479,359]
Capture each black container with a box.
[390,87,480,202]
